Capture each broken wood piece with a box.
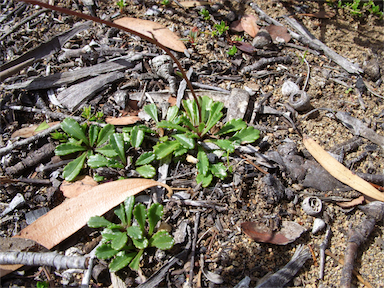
[340,202,384,288]
[56,72,125,111]
[303,135,384,201]
[0,21,92,81]
[335,111,384,150]
[3,56,136,91]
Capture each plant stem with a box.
[16,0,201,114]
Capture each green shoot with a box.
[227,45,238,56]
[199,8,211,21]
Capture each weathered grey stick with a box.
[0,251,89,270]
[340,202,384,288]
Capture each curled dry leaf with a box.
[114,17,186,53]
[230,14,259,37]
[233,41,257,54]
[0,179,172,277]
[60,175,98,198]
[241,221,306,245]
[105,115,141,125]
[303,135,384,202]
[265,25,291,43]
[11,121,60,139]
[336,195,365,208]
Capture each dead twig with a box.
[340,201,384,288]
[189,211,200,288]
[319,225,331,280]
[241,56,291,74]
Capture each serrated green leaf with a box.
[55,143,87,156]
[166,105,179,122]
[35,121,50,132]
[174,146,188,157]
[173,134,195,150]
[61,118,89,146]
[197,147,209,176]
[157,121,189,133]
[87,154,109,168]
[96,124,115,146]
[107,159,125,169]
[127,225,143,240]
[124,196,135,226]
[89,125,100,147]
[135,152,156,166]
[149,230,174,250]
[109,232,128,251]
[154,141,180,159]
[182,99,199,126]
[109,251,136,272]
[147,203,163,236]
[143,103,159,123]
[95,243,119,259]
[132,237,149,249]
[63,153,86,181]
[129,249,144,271]
[114,203,126,225]
[136,165,156,178]
[93,174,104,182]
[196,172,213,187]
[122,125,154,134]
[110,133,127,165]
[179,115,198,133]
[133,204,147,233]
[229,127,260,144]
[95,144,118,157]
[130,126,144,148]
[198,95,214,123]
[202,101,224,136]
[216,118,247,136]
[88,216,112,228]
[101,228,121,241]
[210,162,227,180]
[211,139,235,153]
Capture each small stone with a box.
[252,29,272,48]
[363,60,381,81]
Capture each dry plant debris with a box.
[0,0,384,287]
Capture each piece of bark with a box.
[340,202,384,288]
[3,56,137,91]
[0,21,92,81]
[56,72,125,111]
[5,142,55,176]
[335,111,384,150]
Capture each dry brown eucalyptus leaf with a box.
[336,196,365,208]
[303,135,384,202]
[298,11,336,19]
[105,115,141,125]
[230,14,259,37]
[60,175,98,198]
[0,179,172,277]
[114,17,186,52]
[265,25,291,43]
[241,221,306,245]
[11,121,60,139]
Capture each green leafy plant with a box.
[227,45,238,56]
[212,20,229,37]
[116,0,127,11]
[336,0,383,18]
[199,8,211,21]
[36,281,49,288]
[141,96,260,187]
[234,35,244,42]
[160,0,171,5]
[88,196,174,272]
[180,27,199,46]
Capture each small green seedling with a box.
[199,8,211,21]
[345,87,353,94]
[180,27,199,46]
[116,0,127,11]
[227,45,238,56]
[88,196,174,272]
[234,35,244,42]
[142,96,260,187]
[160,0,171,6]
[212,20,229,37]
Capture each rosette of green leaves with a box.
[143,96,260,187]
[54,118,127,181]
[88,196,174,272]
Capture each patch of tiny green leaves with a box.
[336,0,383,18]
[199,8,211,21]
[88,196,174,272]
[212,20,229,37]
[227,45,238,56]
[143,96,260,187]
